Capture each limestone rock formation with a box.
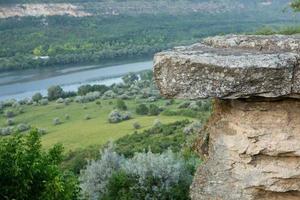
[153,35,300,200]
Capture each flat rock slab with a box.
[154,35,300,99]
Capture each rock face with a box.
[154,35,300,99]
[153,35,300,200]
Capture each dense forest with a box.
[0,0,298,71]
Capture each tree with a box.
[291,0,300,11]
[0,129,79,200]
[149,104,160,116]
[135,104,149,115]
[47,85,64,101]
[32,92,43,102]
[116,99,127,111]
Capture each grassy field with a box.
[0,99,194,151]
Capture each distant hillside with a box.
[0,0,298,71]
[0,0,293,18]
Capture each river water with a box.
[0,61,152,101]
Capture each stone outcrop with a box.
[153,34,300,200]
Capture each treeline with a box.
[0,1,297,71]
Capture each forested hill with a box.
[0,0,299,71]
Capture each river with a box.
[0,61,152,101]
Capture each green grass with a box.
[0,99,195,151]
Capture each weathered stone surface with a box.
[190,99,300,200]
[203,34,300,52]
[153,35,300,200]
[154,35,300,99]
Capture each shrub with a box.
[177,101,191,109]
[4,110,14,118]
[85,114,91,120]
[108,110,131,123]
[56,98,65,104]
[39,98,48,105]
[0,130,80,199]
[32,92,43,102]
[53,117,61,125]
[79,144,124,200]
[64,98,72,104]
[153,119,162,128]
[183,121,202,135]
[65,114,70,120]
[80,147,192,200]
[6,118,15,126]
[132,122,141,129]
[136,104,149,115]
[37,128,47,135]
[47,85,64,101]
[16,123,30,132]
[149,104,160,116]
[116,99,127,111]
[96,100,101,105]
[0,127,14,136]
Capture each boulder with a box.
[153,35,300,200]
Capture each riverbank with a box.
[0,60,152,101]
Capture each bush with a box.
[0,130,80,200]
[108,110,131,123]
[80,147,192,200]
[132,122,141,129]
[6,118,15,126]
[32,92,43,102]
[37,128,47,135]
[65,114,70,120]
[177,101,191,109]
[56,98,65,104]
[149,104,160,116]
[16,123,30,132]
[116,99,127,111]
[53,117,62,125]
[0,127,14,136]
[47,85,64,101]
[85,114,91,120]
[80,144,124,200]
[4,110,15,118]
[136,104,149,115]
[183,121,202,135]
[39,99,48,105]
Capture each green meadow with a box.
[0,99,194,151]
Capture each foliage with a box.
[132,121,141,129]
[108,110,132,123]
[149,103,161,116]
[80,145,193,200]
[32,92,43,102]
[291,0,300,11]
[122,72,139,85]
[47,85,64,101]
[79,144,124,200]
[0,1,297,71]
[0,129,79,200]
[53,117,62,125]
[116,99,127,111]
[135,103,149,115]
[78,84,109,96]
[114,120,191,157]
